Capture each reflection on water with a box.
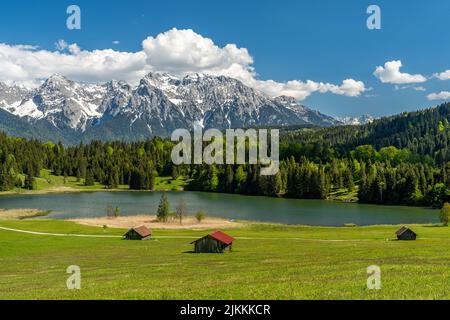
[0,191,438,226]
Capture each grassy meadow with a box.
[4,169,188,195]
[0,219,449,300]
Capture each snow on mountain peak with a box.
[0,73,340,138]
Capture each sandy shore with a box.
[0,209,50,219]
[69,215,245,230]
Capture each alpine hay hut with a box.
[123,225,152,240]
[396,226,417,240]
[191,230,235,253]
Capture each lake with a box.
[0,191,439,226]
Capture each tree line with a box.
[0,102,450,207]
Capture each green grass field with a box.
[0,220,449,300]
[7,170,188,194]
[329,186,359,202]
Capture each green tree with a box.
[84,169,95,186]
[343,169,355,192]
[234,165,247,192]
[24,174,37,190]
[352,145,378,162]
[440,202,450,226]
[175,199,188,224]
[157,193,170,222]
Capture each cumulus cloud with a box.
[0,42,148,84]
[435,70,450,80]
[427,91,450,101]
[55,39,81,55]
[142,28,366,99]
[143,28,254,76]
[0,28,367,100]
[374,60,426,84]
[248,78,366,100]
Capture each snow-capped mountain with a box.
[0,73,340,143]
[5,74,109,131]
[337,114,375,126]
[0,82,33,114]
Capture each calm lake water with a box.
[0,191,439,226]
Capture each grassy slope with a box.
[0,220,449,300]
[329,186,359,202]
[7,170,188,194]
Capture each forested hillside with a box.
[0,103,450,207]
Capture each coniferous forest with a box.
[1,103,450,208]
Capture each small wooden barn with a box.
[396,226,417,240]
[191,231,235,253]
[123,225,152,240]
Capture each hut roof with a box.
[191,230,235,245]
[396,226,416,236]
[129,225,152,238]
[209,231,235,245]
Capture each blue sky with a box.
[0,0,449,117]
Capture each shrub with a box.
[440,202,450,226]
[195,210,206,223]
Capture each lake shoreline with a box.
[0,208,51,220]
[0,186,435,210]
[0,190,438,226]
[0,215,443,230]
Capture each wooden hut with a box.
[396,226,417,240]
[191,231,235,253]
[123,225,152,240]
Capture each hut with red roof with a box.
[191,230,235,253]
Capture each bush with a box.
[195,210,206,223]
[106,205,120,218]
[440,202,450,226]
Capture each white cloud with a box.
[142,28,366,99]
[394,85,427,91]
[143,28,253,75]
[435,70,450,80]
[374,60,426,84]
[55,39,68,51]
[0,28,367,100]
[249,78,366,100]
[427,91,450,101]
[113,41,120,45]
[0,42,148,84]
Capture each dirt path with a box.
[0,226,381,242]
[0,226,121,238]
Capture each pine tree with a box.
[24,174,37,190]
[157,193,170,222]
[84,169,95,186]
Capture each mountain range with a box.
[336,114,375,126]
[0,73,349,144]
